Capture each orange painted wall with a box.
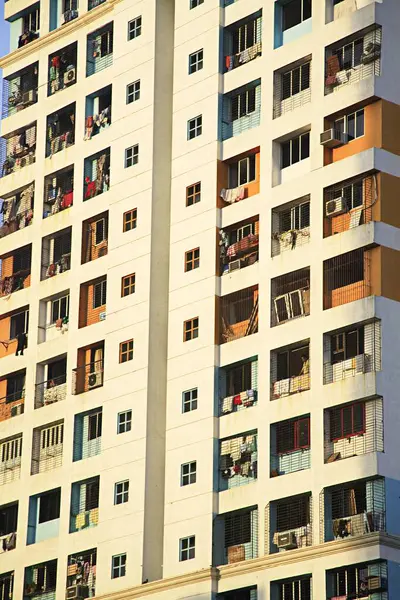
[78,280,106,328]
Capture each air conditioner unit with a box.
[277,531,297,549]
[361,42,381,65]
[88,372,102,390]
[66,585,89,600]
[11,403,24,417]
[228,259,241,273]
[22,89,37,104]
[64,68,76,86]
[326,197,347,217]
[320,128,348,148]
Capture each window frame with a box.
[189,49,203,74]
[88,411,102,441]
[179,535,195,561]
[128,16,142,41]
[111,553,127,579]
[183,317,199,342]
[333,36,364,71]
[281,61,311,101]
[94,218,106,246]
[51,294,69,323]
[187,115,202,140]
[281,131,310,169]
[330,402,366,442]
[334,109,365,142]
[114,480,129,505]
[276,416,310,454]
[282,0,312,33]
[117,410,132,434]
[93,279,107,309]
[184,248,200,272]
[231,87,256,121]
[181,461,197,486]
[121,273,136,297]
[119,339,134,363]
[125,144,139,168]
[182,388,198,413]
[189,0,204,8]
[123,208,137,232]
[126,80,141,104]
[186,182,201,206]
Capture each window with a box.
[232,88,256,121]
[94,219,106,245]
[282,0,312,32]
[282,62,310,100]
[183,318,199,341]
[187,115,202,140]
[6,374,24,402]
[331,328,364,363]
[85,478,99,511]
[181,461,197,486]
[331,565,372,598]
[279,578,311,600]
[88,412,102,440]
[93,279,107,308]
[125,145,139,168]
[13,247,31,273]
[230,222,255,243]
[276,417,310,454]
[182,388,198,413]
[128,16,142,41]
[23,7,40,33]
[276,496,309,531]
[190,0,203,8]
[111,554,126,578]
[185,248,200,272]
[279,200,310,233]
[186,182,201,206]
[119,340,134,363]
[51,295,69,323]
[232,19,260,55]
[331,483,366,520]
[281,132,310,168]
[331,403,365,441]
[123,208,137,232]
[333,37,364,71]
[10,310,29,339]
[189,49,203,74]
[126,80,140,104]
[334,109,365,141]
[121,274,136,297]
[229,155,256,187]
[0,503,18,535]
[117,410,132,434]
[38,490,60,524]
[114,480,129,504]
[179,536,195,561]
[333,179,363,211]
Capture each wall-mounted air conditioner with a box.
[325,197,347,217]
[320,128,348,148]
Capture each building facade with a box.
[1,0,400,599]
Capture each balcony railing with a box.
[0,436,22,486]
[0,268,30,297]
[221,108,261,141]
[271,373,310,399]
[42,252,71,279]
[220,231,259,275]
[324,174,376,237]
[35,376,67,408]
[2,77,38,119]
[225,41,262,72]
[0,125,36,178]
[0,184,34,239]
[267,495,312,554]
[217,507,258,566]
[72,360,104,394]
[220,432,257,490]
[84,150,110,200]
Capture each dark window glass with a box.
[38,490,60,523]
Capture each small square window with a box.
[127,80,141,104]
[117,410,132,434]
[189,49,203,74]
[190,0,203,8]
[181,461,196,486]
[123,208,137,232]
[186,182,201,207]
[112,553,126,578]
[183,317,199,342]
[93,279,107,308]
[114,480,129,504]
[187,115,202,140]
[185,248,200,272]
[125,145,139,168]
[182,388,198,413]
[119,339,134,363]
[179,536,195,561]
[121,273,136,297]
[128,16,142,41]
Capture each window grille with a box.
[266,494,312,554]
[0,435,22,485]
[45,104,75,157]
[43,166,74,218]
[0,245,31,297]
[84,148,110,200]
[0,122,37,178]
[323,248,370,309]
[47,43,77,97]
[70,477,100,533]
[270,415,311,477]
[220,218,259,276]
[31,421,64,474]
[273,60,311,118]
[270,341,310,399]
[23,560,57,600]
[67,548,96,597]
[327,559,387,599]
[35,372,67,409]
[271,268,310,326]
[41,228,72,280]
[0,183,34,239]
[87,24,114,77]
[73,407,103,460]
[224,15,262,73]
[93,279,107,309]
[219,286,258,343]
[271,196,310,256]
[219,431,257,490]
[0,571,14,600]
[72,349,104,395]
[219,357,258,415]
[2,62,38,119]
[271,576,312,600]
[217,506,258,565]
[221,82,261,141]
[217,587,257,600]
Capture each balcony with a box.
[321,477,385,543]
[326,559,387,600]
[219,286,258,344]
[0,435,22,485]
[224,12,262,72]
[67,548,96,598]
[0,244,31,297]
[271,340,310,399]
[323,320,381,384]
[0,306,29,360]
[220,217,259,275]
[86,23,113,77]
[218,148,260,206]
[325,26,381,95]
[271,268,310,326]
[274,0,312,49]
[0,572,13,600]
[73,408,102,461]
[9,4,40,52]
[84,148,110,200]
[214,506,258,566]
[273,59,311,119]
[41,227,72,280]
[43,165,73,218]
[35,357,67,409]
[0,370,25,422]
[82,212,108,263]
[270,415,311,477]
[324,397,383,463]
[72,343,104,395]
[271,576,312,600]
[267,493,312,554]
[0,183,34,238]
[31,421,64,474]
[2,62,38,119]
[220,431,257,490]
[23,560,57,600]
[221,80,261,141]
[0,123,36,177]
[0,501,18,554]
[27,488,61,544]
[324,248,371,309]
[84,85,112,140]
[271,195,310,256]
[46,104,75,158]
[48,43,77,96]
[219,356,258,415]
[70,477,99,533]
[79,277,107,328]
[38,291,69,343]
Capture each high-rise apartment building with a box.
[1,0,400,599]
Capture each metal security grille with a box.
[70,477,100,533]
[270,416,311,478]
[219,358,258,415]
[47,43,77,97]
[271,268,310,326]
[0,123,36,178]
[327,560,387,599]
[45,104,75,158]
[324,397,383,463]
[217,586,257,600]
[271,196,310,256]
[67,548,97,598]
[221,82,261,141]
[23,560,57,599]
[219,431,257,490]
[0,572,14,600]
[324,172,377,237]
[219,286,258,344]
[219,507,258,565]
[41,228,72,280]
[2,63,38,119]
[325,26,382,95]
[31,422,64,474]
[224,15,262,72]
[35,375,67,409]
[0,245,31,297]
[0,184,34,239]
[266,494,312,554]
[270,341,310,400]
[0,435,22,485]
[320,477,385,543]
[43,167,74,218]
[272,576,312,600]
[86,24,114,77]
[219,219,259,275]
[73,408,103,461]
[323,248,370,309]
[83,148,110,200]
[273,60,311,118]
